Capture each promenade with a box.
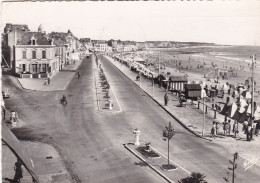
[104,55,260,167]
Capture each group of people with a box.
[211,119,239,139]
[242,119,260,141]
[211,116,260,141]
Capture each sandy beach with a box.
[132,45,260,104]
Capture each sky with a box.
[1,1,260,45]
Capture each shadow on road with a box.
[134,161,148,167]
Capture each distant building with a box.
[136,42,147,50]
[14,26,59,78]
[92,40,108,52]
[48,30,79,65]
[79,38,93,51]
[4,23,30,34]
[2,23,30,69]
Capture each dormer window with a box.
[31,35,37,45]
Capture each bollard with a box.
[133,128,141,146]
[108,99,113,110]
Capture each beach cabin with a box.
[184,84,202,99]
[168,76,188,93]
[156,74,168,88]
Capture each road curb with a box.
[123,143,174,183]
[103,55,212,142]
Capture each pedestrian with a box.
[216,122,219,135]
[233,121,239,138]
[2,106,6,119]
[47,77,50,85]
[223,121,227,136]
[164,93,169,106]
[227,120,231,136]
[243,121,248,134]
[255,122,260,137]
[252,122,256,140]
[77,72,80,79]
[13,158,23,183]
[211,122,216,139]
[247,124,252,141]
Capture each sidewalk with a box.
[17,58,83,91]
[92,55,121,112]
[104,55,260,166]
[2,141,71,183]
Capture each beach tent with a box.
[254,105,260,121]
[220,98,233,116]
[133,56,145,63]
[242,90,252,99]
[168,76,188,92]
[71,53,80,61]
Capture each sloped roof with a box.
[185,84,201,90]
[17,32,51,45]
[169,76,187,82]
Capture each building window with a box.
[22,51,26,59]
[42,64,47,72]
[32,50,36,59]
[42,50,46,59]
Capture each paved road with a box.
[3,54,260,183]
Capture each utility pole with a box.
[158,51,160,75]
[250,55,256,119]
[224,152,238,183]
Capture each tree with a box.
[162,122,175,167]
[178,172,207,183]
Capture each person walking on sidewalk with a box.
[2,105,6,119]
[223,121,228,136]
[164,93,169,106]
[47,77,50,85]
[227,119,231,136]
[215,122,219,135]
[243,120,248,134]
[13,158,23,183]
[233,121,239,138]
[247,124,252,141]
[77,72,80,79]
[211,122,216,139]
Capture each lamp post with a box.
[250,55,256,119]
[201,90,207,137]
